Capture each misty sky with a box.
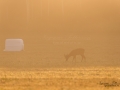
[0,0,120,43]
[0,0,120,36]
[0,0,120,67]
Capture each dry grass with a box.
[0,67,120,90]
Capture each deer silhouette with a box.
[64,48,86,62]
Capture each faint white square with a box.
[4,39,24,51]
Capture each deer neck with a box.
[67,53,72,58]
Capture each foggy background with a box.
[0,0,120,68]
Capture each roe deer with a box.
[64,48,86,62]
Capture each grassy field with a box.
[0,67,120,90]
[0,0,120,89]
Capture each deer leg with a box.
[81,54,86,62]
[73,56,76,62]
[75,56,76,62]
[81,55,84,62]
[81,55,83,62]
[82,54,86,61]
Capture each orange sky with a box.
[0,0,120,36]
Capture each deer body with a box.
[64,48,86,61]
